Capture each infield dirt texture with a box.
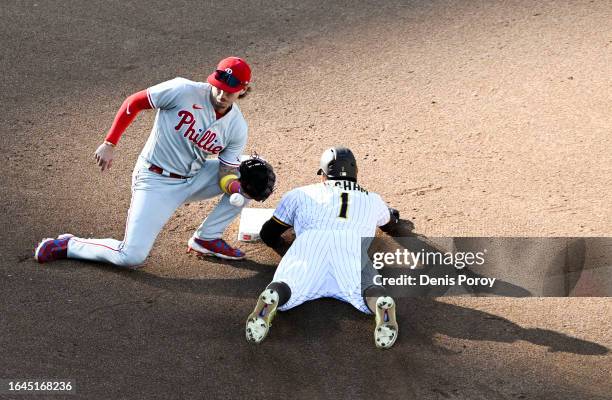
[1,1,611,399]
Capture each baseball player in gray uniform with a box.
[35,56,260,267]
[245,147,400,349]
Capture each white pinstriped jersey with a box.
[141,77,248,177]
[273,180,391,236]
[271,180,391,313]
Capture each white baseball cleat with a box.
[374,296,398,349]
[245,289,280,344]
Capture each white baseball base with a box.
[237,208,275,242]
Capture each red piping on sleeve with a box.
[104,89,153,145]
[218,157,241,167]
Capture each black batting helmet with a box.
[317,146,358,181]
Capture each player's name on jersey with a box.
[330,180,368,194]
[373,274,497,288]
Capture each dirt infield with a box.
[1,0,611,399]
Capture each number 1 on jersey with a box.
[338,192,349,219]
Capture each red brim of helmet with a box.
[207,73,244,93]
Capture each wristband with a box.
[227,180,241,194]
[219,174,239,195]
[104,140,116,147]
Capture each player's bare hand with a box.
[94,142,115,172]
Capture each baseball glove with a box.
[239,157,276,201]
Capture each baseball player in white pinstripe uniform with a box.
[246,147,400,349]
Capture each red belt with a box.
[148,164,188,179]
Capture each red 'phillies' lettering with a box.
[197,131,223,154]
[176,110,197,138]
[198,130,216,149]
[188,129,200,142]
[174,110,223,154]
[197,130,212,145]
[184,126,196,138]
[175,110,194,131]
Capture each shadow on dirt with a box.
[38,218,609,357]
[402,298,608,356]
[90,219,608,357]
[124,266,608,356]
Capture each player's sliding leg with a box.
[246,232,331,343]
[246,281,291,344]
[329,234,398,349]
[364,286,399,349]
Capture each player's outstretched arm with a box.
[94,89,152,172]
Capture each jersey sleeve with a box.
[147,77,189,110]
[272,190,300,227]
[218,119,248,167]
[104,90,153,145]
[374,193,391,227]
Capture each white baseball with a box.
[229,193,245,207]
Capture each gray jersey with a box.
[273,180,391,237]
[142,77,248,176]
